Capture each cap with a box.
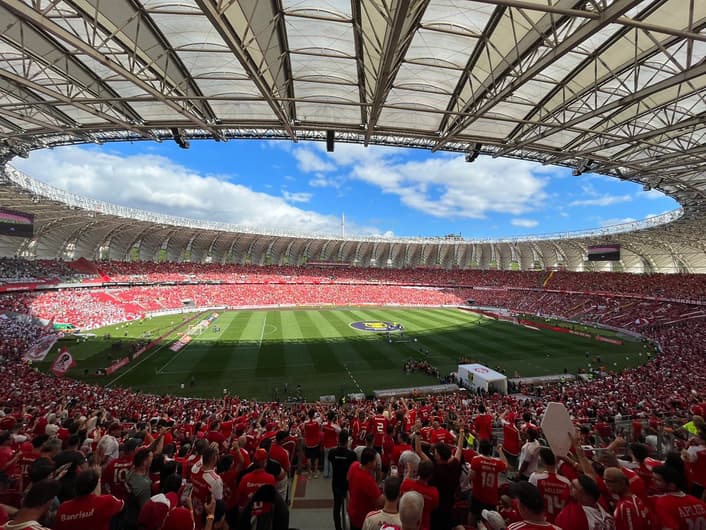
[481,509,506,530]
[161,506,195,530]
[255,448,268,462]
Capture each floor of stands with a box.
[289,472,339,530]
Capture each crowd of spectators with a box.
[0,258,77,284]
[0,259,704,528]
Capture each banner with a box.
[22,334,58,362]
[51,348,76,377]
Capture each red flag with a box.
[51,348,76,377]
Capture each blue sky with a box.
[13,139,678,239]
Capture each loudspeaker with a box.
[326,130,334,152]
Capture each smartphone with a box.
[180,483,193,504]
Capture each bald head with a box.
[399,491,424,530]
[603,467,629,495]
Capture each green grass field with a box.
[38,308,650,400]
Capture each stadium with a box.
[0,1,705,529]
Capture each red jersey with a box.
[350,418,367,447]
[400,478,439,530]
[322,422,340,450]
[303,420,321,448]
[102,455,133,500]
[368,415,389,447]
[54,494,124,530]
[635,458,661,494]
[613,494,653,530]
[237,468,275,510]
[651,492,706,530]
[18,452,39,491]
[555,500,616,530]
[269,444,290,474]
[622,467,648,503]
[191,468,223,529]
[347,462,381,528]
[529,471,571,523]
[470,455,507,505]
[503,420,521,455]
[473,414,493,441]
[391,444,412,467]
[430,428,454,445]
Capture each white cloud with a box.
[308,173,343,189]
[294,143,548,219]
[569,194,632,207]
[637,189,666,200]
[511,218,539,228]
[293,148,335,172]
[12,146,383,236]
[282,190,312,203]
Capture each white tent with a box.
[457,363,508,394]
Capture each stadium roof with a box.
[0,0,705,272]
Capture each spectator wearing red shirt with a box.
[390,432,413,471]
[529,448,571,524]
[55,469,123,530]
[101,438,140,500]
[205,422,225,449]
[555,475,615,530]
[508,481,563,530]
[651,464,706,530]
[303,409,321,478]
[400,460,438,530]
[0,431,20,484]
[628,443,661,495]
[602,467,652,530]
[471,439,508,522]
[321,411,341,479]
[347,448,383,530]
[501,410,521,470]
[368,406,389,452]
[2,479,60,530]
[473,405,494,442]
[191,447,223,529]
[237,449,275,511]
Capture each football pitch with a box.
[42,308,649,400]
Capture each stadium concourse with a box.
[0,259,705,529]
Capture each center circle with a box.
[350,321,404,333]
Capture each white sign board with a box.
[540,402,575,457]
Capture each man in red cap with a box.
[237,448,276,511]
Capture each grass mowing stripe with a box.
[324,310,397,370]
[257,311,286,377]
[292,311,346,374]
